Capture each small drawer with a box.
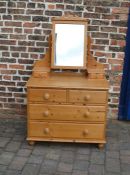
[69,90,107,104]
[28,104,105,122]
[28,88,66,103]
[28,122,51,137]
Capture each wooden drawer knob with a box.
[43,93,50,100]
[44,128,50,134]
[84,95,90,101]
[83,129,89,136]
[84,111,90,118]
[43,110,49,117]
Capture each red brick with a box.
[84,13,100,19]
[30,54,39,59]
[3,75,12,80]
[0,98,7,102]
[23,22,37,28]
[118,14,129,20]
[10,34,26,40]
[0,46,8,50]
[0,64,7,69]
[8,8,24,14]
[0,40,16,45]
[1,70,16,75]
[9,64,24,70]
[113,86,120,92]
[117,40,126,47]
[8,98,15,103]
[26,9,43,15]
[5,21,22,27]
[21,53,29,58]
[28,47,44,52]
[101,27,117,33]
[0,21,3,26]
[0,8,6,13]
[92,45,106,51]
[94,52,112,58]
[18,41,35,46]
[46,0,63,2]
[48,4,55,9]
[119,27,127,34]
[14,28,23,33]
[17,2,26,8]
[108,59,123,65]
[0,2,6,6]
[10,46,26,52]
[112,7,129,14]
[111,98,119,104]
[0,80,15,87]
[111,65,123,72]
[2,52,10,57]
[12,53,19,57]
[121,2,130,7]
[56,4,64,9]
[1,28,13,33]
[102,14,118,20]
[24,28,33,34]
[117,53,125,59]
[16,99,24,103]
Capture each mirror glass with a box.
[54,24,85,67]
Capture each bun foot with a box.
[28,141,35,146]
[98,143,104,149]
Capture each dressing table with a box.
[26,16,109,149]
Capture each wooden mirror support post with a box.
[26,16,109,149]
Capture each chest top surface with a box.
[27,72,109,90]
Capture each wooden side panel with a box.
[69,90,107,104]
[28,104,105,122]
[28,88,66,103]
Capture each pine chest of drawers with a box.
[27,73,109,148]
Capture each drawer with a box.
[28,88,66,103]
[69,90,107,104]
[51,123,104,139]
[28,122,51,137]
[28,104,106,122]
[28,122,105,140]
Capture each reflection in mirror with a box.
[54,24,85,67]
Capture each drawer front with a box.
[28,122,51,137]
[28,122,104,140]
[51,123,104,139]
[28,104,106,122]
[69,90,107,104]
[28,89,66,103]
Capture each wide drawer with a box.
[69,90,107,104]
[28,104,106,122]
[28,88,66,103]
[28,122,105,139]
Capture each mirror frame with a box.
[51,16,88,70]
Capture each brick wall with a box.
[0,0,129,118]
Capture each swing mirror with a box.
[51,17,88,69]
